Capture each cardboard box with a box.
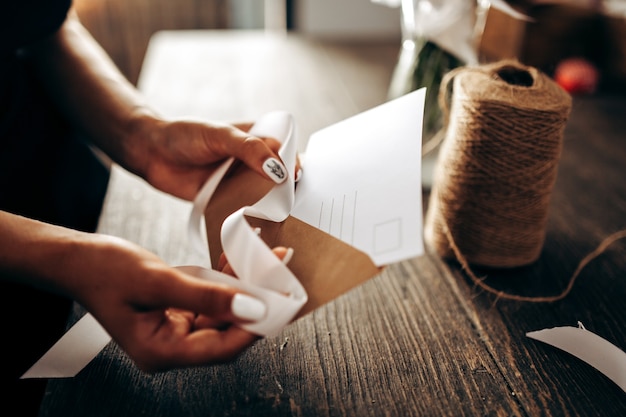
[478,3,606,76]
[477,4,528,65]
[605,14,626,89]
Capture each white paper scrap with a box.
[526,322,626,392]
[21,313,111,379]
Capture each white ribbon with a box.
[22,111,306,378]
[179,110,307,336]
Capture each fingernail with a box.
[231,294,267,322]
[253,227,261,236]
[295,168,303,183]
[263,157,287,184]
[282,247,294,265]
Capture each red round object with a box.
[554,58,600,94]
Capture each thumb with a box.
[231,135,289,185]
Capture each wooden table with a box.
[39,31,626,417]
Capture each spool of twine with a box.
[424,59,572,268]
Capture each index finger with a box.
[226,124,301,184]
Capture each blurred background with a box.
[73,0,402,85]
[74,0,626,96]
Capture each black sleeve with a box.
[0,0,72,54]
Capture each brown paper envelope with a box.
[204,160,382,318]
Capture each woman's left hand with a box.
[136,118,300,201]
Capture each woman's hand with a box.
[63,235,252,371]
[134,117,300,201]
[26,12,300,203]
[68,236,292,372]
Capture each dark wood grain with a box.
[39,31,626,417]
[438,95,626,417]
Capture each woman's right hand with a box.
[66,234,266,372]
[1,211,292,372]
[72,236,294,372]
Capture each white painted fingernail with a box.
[263,157,287,184]
[253,227,261,236]
[295,168,303,183]
[231,294,267,322]
[282,247,294,265]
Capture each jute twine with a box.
[423,59,626,302]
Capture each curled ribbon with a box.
[179,110,307,336]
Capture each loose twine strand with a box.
[444,223,626,303]
[424,59,626,303]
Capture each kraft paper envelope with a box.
[203,161,382,318]
[201,87,427,319]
